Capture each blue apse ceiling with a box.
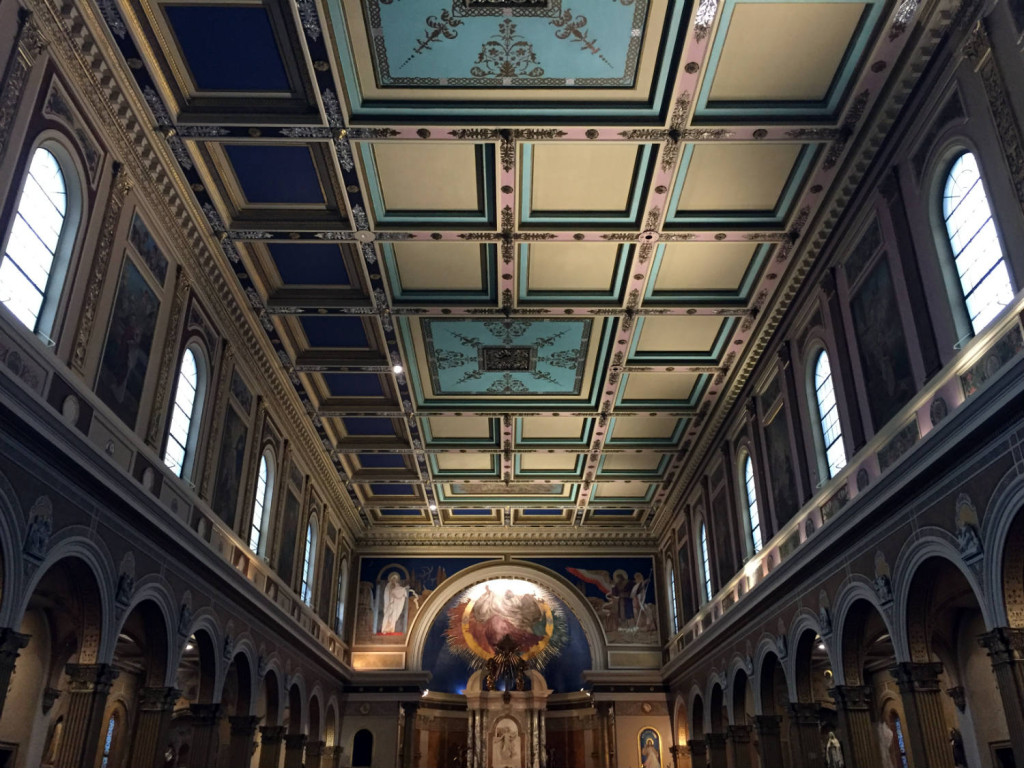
[103,0,927,530]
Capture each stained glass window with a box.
[100,714,116,768]
[301,518,317,606]
[814,350,847,479]
[943,152,1013,333]
[668,566,679,631]
[892,713,909,768]
[700,522,712,603]
[249,451,273,554]
[2,148,68,331]
[743,454,763,554]
[163,348,202,478]
[336,560,347,634]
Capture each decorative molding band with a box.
[0,9,46,165]
[72,163,132,374]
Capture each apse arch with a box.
[406,560,608,673]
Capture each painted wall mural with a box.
[211,406,247,525]
[96,259,160,428]
[639,727,661,768]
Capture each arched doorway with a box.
[791,628,834,768]
[352,728,373,767]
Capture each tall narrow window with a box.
[336,558,348,634]
[890,713,909,768]
[943,152,1013,333]
[668,566,679,632]
[301,518,317,606]
[1,147,73,333]
[743,455,763,554]
[699,522,713,603]
[100,714,116,768]
[249,450,274,554]
[163,347,205,479]
[813,350,847,479]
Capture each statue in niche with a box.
[825,731,845,768]
[492,717,521,768]
[950,729,966,767]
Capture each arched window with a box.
[100,713,117,768]
[668,565,679,632]
[942,151,1013,334]
[1,146,79,336]
[249,449,275,555]
[889,712,909,768]
[699,521,712,603]
[813,349,847,479]
[742,453,763,554]
[335,557,348,634]
[163,346,207,480]
[301,516,318,606]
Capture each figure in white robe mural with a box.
[380,572,419,634]
[492,718,521,768]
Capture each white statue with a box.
[492,717,521,768]
[826,731,845,768]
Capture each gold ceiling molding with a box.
[26,0,363,538]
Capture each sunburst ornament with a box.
[444,579,567,671]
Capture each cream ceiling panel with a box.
[393,242,484,291]
[427,416,492,439]
[530,143,639,211]
[654,242,757,291]
[527,243,619,292]
[610,416,681,440]
[637,315,724,352]
[711,3,866,101]
[602,453,666,472]
[373,143,480,211]
[677,144,802,211]
[519,454,582,471]
[622,373,699,401]
[592,481,652,499]
[434,453,496,471]
[521,416,587,440]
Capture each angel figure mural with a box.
[377,571,420,635]
[567,566,658,643]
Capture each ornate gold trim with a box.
[0,9,46,165]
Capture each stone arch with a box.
[175,622,220,705]
[688,687,705,740]
[830,576,895,685]
[981,469,1024,627]
[109,577,177,679]
[757,651,787,718]
[0,466,25,628]
[309,686,324,740]
[260,665,283,727]
[893,530,993,662]
[731,665,752,729]
[223,650,255,717]
[672,693,689,745]
[325,697,340,747]
[405,560,607,672]
[112,597,172,689]
[708,681,725,733]
[286,677,306,734]
[752,634,783,714]
[789,609,831,704]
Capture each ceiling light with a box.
[392,364,403,374]
[429,503,437,511]
[817,641,826,650]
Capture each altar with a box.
[464,669,551,768]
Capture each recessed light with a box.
[429,503,437,511]
[392,364,403,374]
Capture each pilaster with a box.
[128,686,181,768]
[227,715,261,768]
[401,701,419,768]
[727,724,752,768]
[786,702,822,768]
[753,715,785,768]
[188,703,223,768]
[283,732,307,768]
[830,685,877,768]
[0,629,29,721]
[258,725,286,768]
[705,731,727,768]
[979,627,1024,767]
[305,739,326,768]
[55,663,118,768]
[891,662,954,768]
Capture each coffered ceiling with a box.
[97,0,925,534]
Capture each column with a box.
[128,687,181,768]
[322,746,339,768]
[979,628,1024,767]
[705,732,727,768]
[539,709,547,768]
[753,716,785,768]
[0,629,29,720]
[595,702,612,768]
[258,725,286,768]
[189,703,224,768]
[54,663,119,768]
[401,701,419,768]
[306,740,326,768]
[786,702,821,768]
[687,739,706,768]
[727,725,752,768]
[670,744,692,768]
[283,733,307,768]
[227,715,261,768]
[829,685,878,768]
[606,701,617,767]
[890,662,955,768]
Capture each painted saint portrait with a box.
[639,728,661,768]
[377,570,419,635]
[128,212,168,285]
[96,259,160,428]
[211,406,248,526]
[566,566,658,643]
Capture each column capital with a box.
[979,627,1024,663]
[260,725,287,743]
[889,661,944,691]
[138,686,182,711]
[284,733,308,749]
[401,700,419,715]
[65,662,118,694]
[230,715,262,734]
[0,629,29,662]
[670,745,686,756]
[189,702,223,724]
[705,732,727,747]
[829,685,872,710]
[726,724,751,743]
[786,702,820,724]
[753,715,781,736]
[686,740,706,757]
[307,740,326,757]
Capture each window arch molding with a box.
[735,441,763,558]
[162,339,210,482]
[926,138,1016,341]
[248,444,277,557]
[803,338,848,485]
[0,133,87,340]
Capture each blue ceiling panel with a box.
[226,145,324,205]
[323,373,385,398]
[166,5,290,92]
[369,483,417,496]
[343,417,396,436]
[270,243,350,285]
[358,453,408,468]
[300,316,369,348]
